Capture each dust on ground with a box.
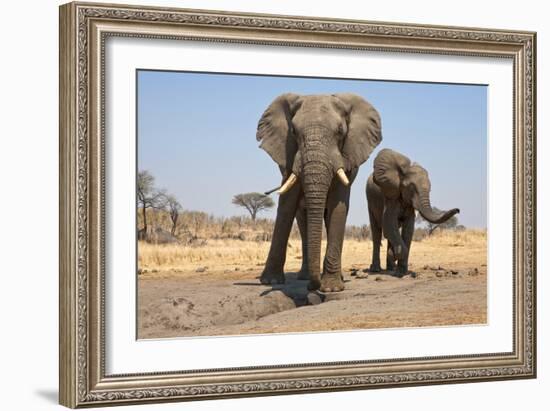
[138,230,487,338]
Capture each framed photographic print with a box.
[59,1,537,408]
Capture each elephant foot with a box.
[393,266,408,278]
[297,268,310,280]
[260,269,285,285]
[368,263,381,273]
[307,277,321,291]
[320,274,345,293]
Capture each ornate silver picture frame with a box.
[59,1,536,408]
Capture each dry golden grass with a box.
[407,229,487,270]
[421,228,486,246]
[138,239,271,272]
[138,229,486,277]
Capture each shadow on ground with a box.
[234,272,326,306]
[233,270,403,307]
[243,272,327,306]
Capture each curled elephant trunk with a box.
[414,191,460,224]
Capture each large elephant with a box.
[257,93,382,292]
[366,148,460,276]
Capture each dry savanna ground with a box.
[138,229,487,338]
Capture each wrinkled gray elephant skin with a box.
[256,93,382,292]
[366,148,460,276]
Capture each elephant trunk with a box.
[414,190,460,224]
[301,127,334,291]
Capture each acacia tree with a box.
[165,194,183,236]
[232,192,275,221]
[137,170,165,238]
[416,207,459,235]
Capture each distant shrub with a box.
[413,227,429,242]
[345,224,371,241]
[139,208,378,244]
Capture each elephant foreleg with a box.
[397,210,415,276]
[260,179,301,285]
[320,182,350,292]
[386,241,396,271]
[382,199,408,275]
[295,207,309,280]
[368,207,382,272]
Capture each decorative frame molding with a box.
[59,2,536,408]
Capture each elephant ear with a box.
[256,93,301,170]
[373,149,411,200]
[334,93,382,170]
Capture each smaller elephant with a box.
[366,148,460,276]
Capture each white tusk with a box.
[277,173,298,194]
[336,168,350,186]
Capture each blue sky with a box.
[137,70,487,228]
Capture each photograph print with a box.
[136,70,487,339]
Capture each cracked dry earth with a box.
[137,265,487,339]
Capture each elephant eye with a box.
[338,123,344,135]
